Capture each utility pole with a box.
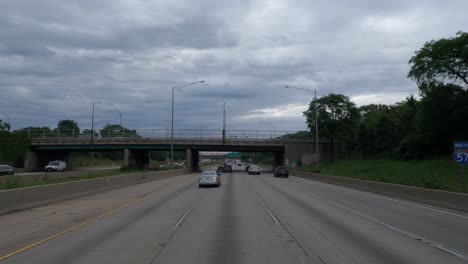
[223,102,226,143]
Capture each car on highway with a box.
[199,170,221,187]
[0,165,14,175]
[274,166,289,178]
[248,165,261,175]
[216,165,224,175]
[223,164,233,172]
[45,160,67,172]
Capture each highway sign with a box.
[454,142,468,165]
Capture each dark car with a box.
[0,165,15,176]
[223,164,233,172]
[274,166,289,178]
[216,166,224,175]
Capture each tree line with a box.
[303,32,468,160]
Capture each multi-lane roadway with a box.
[1,169,467,263]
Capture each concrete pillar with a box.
[64,152,73,170]
[185,149,192,174]
[192,149,199,172]
[24,150,39,172]
[273,151,284,169]
[284,144,290,168]
[124,149,131,168]
[123,149,149,170]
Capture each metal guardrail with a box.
[26,129,318,143]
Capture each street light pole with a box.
[117,110,122,127]
[285,85,319,165]
[170,80,205,167]
[223,102,226,143]
[90,101,101,144]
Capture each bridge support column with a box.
[124,149,131,168]
[186,149,199,173]
[124,149,149,170]
[284,144,290,167]
[273,152,284,169]
[185,149,192,173]
[24,150,39,172]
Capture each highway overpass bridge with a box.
[24,129,343,172]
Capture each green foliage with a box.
[56,120,80,136]
[0,119,11,131]
[99,124,139,137]
[299,158,465,193]
[0,130,30,167]
[304,93,359,142]
[303,93,359,160]
[408,31,468,93]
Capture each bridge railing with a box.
[26,129,318,143]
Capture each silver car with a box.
[199,170,221,187]
[0,165,14,176]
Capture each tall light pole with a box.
[91,101,102,144]
[222,102,226,143]
[171,80,205,167]
[285,85,319,165]
[117,110,122,127]
[0,112,11,131]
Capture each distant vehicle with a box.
[0,165,14,175]
[223,164,233,172]
[45,161,67,172]
[199,170,221,187]
[216,165,224,175]
[274,166,289,178]
[248,165,260,175]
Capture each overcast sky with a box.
[1,0,467,132]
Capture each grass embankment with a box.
[0,169,152,190]
[298,158,467,193]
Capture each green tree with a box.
[408,31,468,94]
[303,93,359,161]
[56,120,80,136]
[0,130,29,167]
[0,120,10,131]
[16,127,53,138]
[99,124,138,137]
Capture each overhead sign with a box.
[454,142,468,165]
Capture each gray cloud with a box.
[1,0,467,132]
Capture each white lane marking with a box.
[267,209,280,225]
[291,175,468,219]
[173,211,190,229]
[288,180,468,261]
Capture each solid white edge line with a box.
[289,179,468,261]
[291,174,468,219]
[267,209,280,225]
[173,211,189,229]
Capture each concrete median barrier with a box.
[292,170,468,212]
[0,169,186,215]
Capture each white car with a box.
[45,161,67,172]
[248,165,261,175]
[199,170,221,187]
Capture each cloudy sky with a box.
[1,0,467,132]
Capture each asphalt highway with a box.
[1,170,467,264]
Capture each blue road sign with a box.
[454,142,468,165]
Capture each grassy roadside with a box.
[0,169,161,190]
[297,158,467,193]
